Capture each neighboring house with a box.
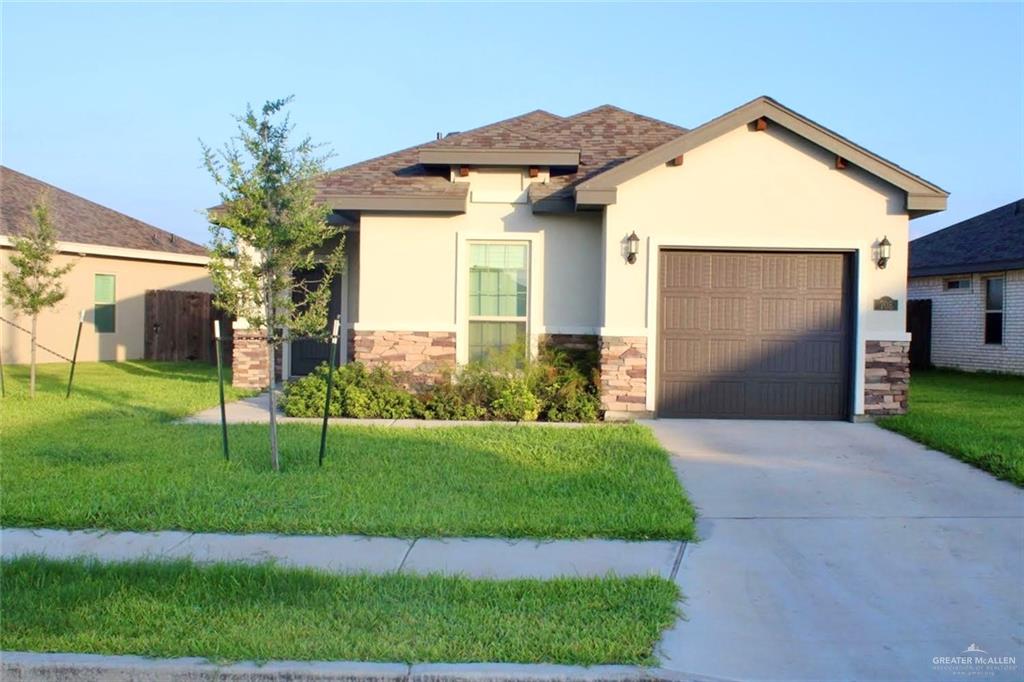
[1,166,211,363]
[908,199,1023,375]
[231,96,948,419]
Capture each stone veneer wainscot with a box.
[350,330,456,386]
[863,340,910,416]
[600,336,648,417]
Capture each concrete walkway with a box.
[648,419,1024,682]
[182,392,586,427]
[0,528,684,580]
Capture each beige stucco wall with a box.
[355,167,603,364]
[604,124,912,415]
[0,248,212,364]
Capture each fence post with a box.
[66,309,85,398]
[214,319,230,461]
[319,316,341,467]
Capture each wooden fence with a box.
[144,290,232,363]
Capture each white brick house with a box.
[908,199,1023,375]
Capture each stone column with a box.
[863,340,910,416]
[231,330,269,389]
[599,336,650,420]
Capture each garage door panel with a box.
[658,250,851,420]
[661,337,704,373]
[710,254,751,289]
[708,338,748,373]
[762,255,801,289]
[661,252,707,290]
[758,339,800,373]
[660,380,702,416]
[807,254,845,289]
[661,295,703,331]
[806,298,845,332]
[710,297,748,331]
[701,381,746,416]
[760,298,802,332]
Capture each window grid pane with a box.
[468,321,525,363]
[94,274,116,304]
[986,277,1004,311]
[468,243,528,361]
[95,303,115,333]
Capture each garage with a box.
[657,250,853,419]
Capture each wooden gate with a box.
[907,299,932,371]
[144,290,232,363]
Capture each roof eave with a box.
[418,148,580,167]
[910,259,1024,278]
[320,192,468,214]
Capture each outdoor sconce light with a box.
[626,231,640,264]
[876,236,892,269]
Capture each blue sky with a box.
[2,2,1022,244]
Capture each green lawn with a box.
[878,369,1024,487]
[0,362,695,539]
[0,557,678,665]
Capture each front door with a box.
[289,266,343,376]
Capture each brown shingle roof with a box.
[1,166,206,256]
[314,106,686,204]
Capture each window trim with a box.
[93,273,117,334]
[983,275,1005,346]
[943,277,971,291]
[467,240,531,363]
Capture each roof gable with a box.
[0,166,206,256]
[910,199,1024,277]
[575,96,948,217]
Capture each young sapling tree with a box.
[203,97,343,471]
[2,193,74,397]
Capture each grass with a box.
[0,362,695,539]
[0,556,679,665]
[878,369,1024,487]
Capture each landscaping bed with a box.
[878,369,1024,487]
[1,362,695,539]
[281,346,601,422]
[0,556,679,665]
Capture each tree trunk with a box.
[29,314,37,398]
[267,337,280,472]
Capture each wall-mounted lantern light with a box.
[626,231,640,264]
[876,236,892,269]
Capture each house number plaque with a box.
[873,296,899,311]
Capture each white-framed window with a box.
[468,242,528,363]
[94,274,116,333]
[944,277,971,291]
[984,275,1004,345]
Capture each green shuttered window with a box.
[94,274,116,333]
[468,243,527,363]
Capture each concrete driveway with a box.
[646,420,1023,682]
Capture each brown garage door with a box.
[657,250,852,419]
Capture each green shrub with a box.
[491,377,540,422]
[419,380,487,421]
[281,362,416,419]
[282,343,601,422]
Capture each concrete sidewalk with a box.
[181,392,587,427]
[0,528,684,580]
[0,652,730,682]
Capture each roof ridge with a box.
[322,109,564,177]
[0,165,205,251]
[539,103,687,132]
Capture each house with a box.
[907,199,1023,375]
[230,96,949,419]
[1,166,211,363]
